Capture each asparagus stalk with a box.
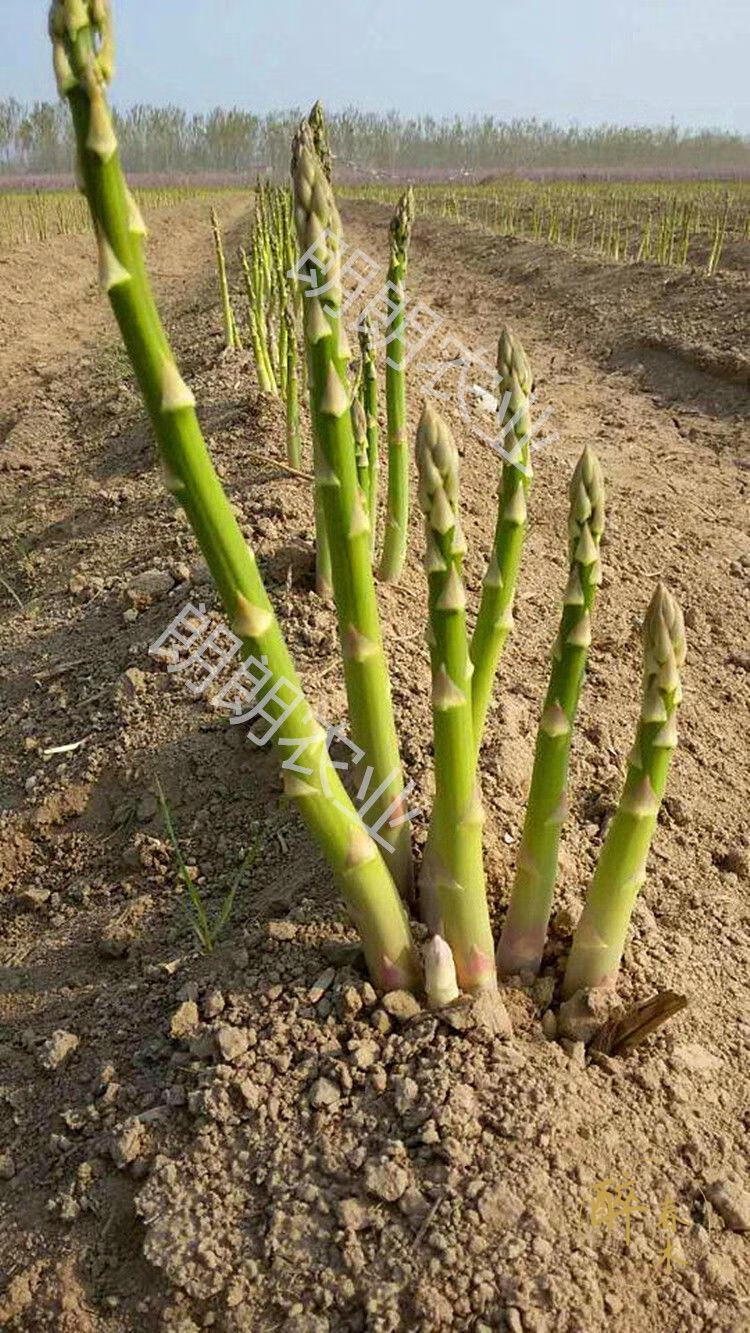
[291,122,413,895]
[284,302,301,469]
[470,328,533,752]
[416,403,496,992]
[358,315,379,545]
[210,207,240,350]
[378,188,414,584]
[496,446,605,977]
[49,0,419,992]
[563,583,686,996]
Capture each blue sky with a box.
[5,0,749,132]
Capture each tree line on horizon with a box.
[1,98,748,179]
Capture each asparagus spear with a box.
[378,188,414,584]
[416,403,496,992]
[358,315,379,546]
[496,446,605,977]
[284,301,301,469]
[210,207,240,350]
[563,583,686,996]
[470,328,534,756]
[291,122,413,895]
[48,0,419,991]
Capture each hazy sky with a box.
[6,0,749,132]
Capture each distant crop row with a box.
[344,180,750,276]
[2,96,750,178]
[0,184,231,249]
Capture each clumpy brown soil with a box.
[0,194,748,1332]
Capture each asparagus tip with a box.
[424,934,460,1008]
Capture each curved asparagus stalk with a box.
[378,188,414,584]
[470,328,533,752]
[358,316,379,545]
[497,446,605,977]
[416,403,496,992]
[291,122,413,895]
[563,583,686,996]
[49,0,418,992]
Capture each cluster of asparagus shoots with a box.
[242,101,415,596]
[214,179,303,469]
[211,179,304,472]
[239,182,303,470]
[51,0,687,1007]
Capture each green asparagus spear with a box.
[291,121,413,895]
[49,0,419,991]
[210,206,240,350]
[378,188,414,584]
[416,403,496,992]
[563,583,686,996]
[470,328,533,752]
[497,446,604,976]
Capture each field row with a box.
[4,178,749,278]
[344,179,750,275]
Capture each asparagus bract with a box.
[416,404,496,992]
[378,188,414,584]
[351,397,370,511]
[49,0,419,991]
[563,583,686,996]
[291,123,413,894]
[470,329,533,752]
[497,446,605,976]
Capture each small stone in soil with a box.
[337,1197,371,1231]
[38,1030,79,1070]
[169,1001,199,1040]
[382,990,422,1021]
[308,1077,341,1109]
[21,887,50,908]
[214,1025,249,1063]
[364,1158,409,1202]
[110,1117,146,1169]
[557,988,621,1044]
[349,1041,379,1070]
[202,989,225,1019]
